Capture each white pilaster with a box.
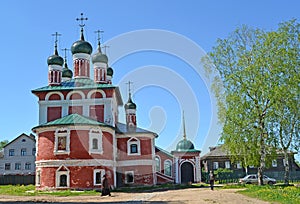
[175,157,179,184]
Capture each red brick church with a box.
[32,14,201,190]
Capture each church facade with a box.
[32,14,201,190]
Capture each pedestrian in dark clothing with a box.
[209,170,215,190]
[101,175,111,196]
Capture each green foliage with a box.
[202,19,300,185]
[214,168,233,174]
[0,140,9,150]
[240,185,300,204]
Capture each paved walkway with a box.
[0,188,271,204]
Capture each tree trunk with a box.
[283,149,290,185]
[258,133,266,185]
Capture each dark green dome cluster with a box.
[176,139,195,152]
[47,53,64,66]
[107,67,114,76]
[71,40,93,55]
[124,96,136,109]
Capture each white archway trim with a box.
[45,92,64,101]
[66,90,85,100]
[87,89,106,99]
[179,160,196,184]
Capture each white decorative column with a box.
[175,157,179,184]
[195,156,201,182]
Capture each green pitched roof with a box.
[32,114,110,130]
[32,78,116,92]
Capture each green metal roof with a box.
[32,113,110,130]
[32,78,116,92]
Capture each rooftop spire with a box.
[51,32,61,55]
[126,81,133,98]
[76,13,88,41]
[94,30,104,52]
[182,111,187,140]
[61,48,70,68]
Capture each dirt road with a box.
[0,188,270,204]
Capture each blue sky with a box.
[0,0,299,157]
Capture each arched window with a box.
[155,156,161,172]
[127,137,140,155]
[89,128,103,154]
[164,160,172,176]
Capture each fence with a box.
[202,171,300,184]
[0,175,35,185]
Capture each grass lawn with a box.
[239,185,300,204]
[222,184,300,204]
[0,185,99,196]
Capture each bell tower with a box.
[47,32,63,86]
[71,13,93,78]
[124,81,137,128]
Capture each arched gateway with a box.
[181,162,194,183]
[171,113,201,184]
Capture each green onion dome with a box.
[47,50,64,66]
[107,67,114,76]
[92,52,108,63]
[176,139,195,152]
[92,43,108,63]
[71,40,93,55]
[62,65,73,78]
[124,95,136,109]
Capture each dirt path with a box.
[0,188,271,204]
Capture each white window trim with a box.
[155,156,161,172]
[127,137,140,156]
[93,169,105,186]
[56,165,70,188]
[164,159,172,177]
[125,171,134,184]
[213,161,219,170]
[89,128,103,154]
[54,128,70,155]
[225,161,231,169]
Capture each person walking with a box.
[209,170,215,190]
[101,175,111,196]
